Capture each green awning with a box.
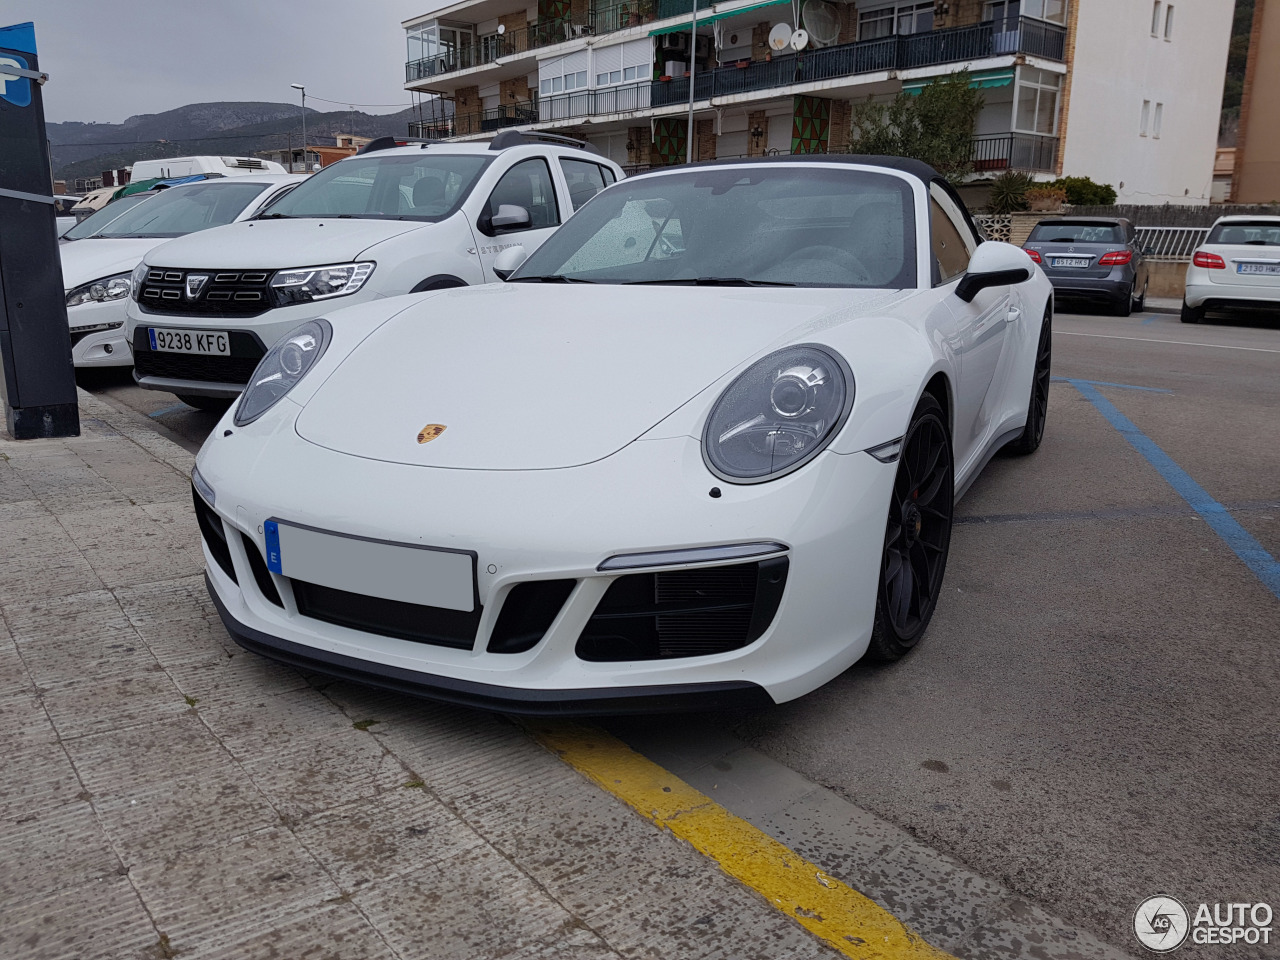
[650,0,789,36]
[902,69,1014,95]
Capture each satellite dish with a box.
[768,23,793,51]
[802,0,841,46]
[790,28,810,50]
[497,23,506,33]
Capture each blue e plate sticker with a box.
[263,520,282,574]
[148,328,158,351]
[0,53,33,108]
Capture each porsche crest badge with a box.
[417,424,446,444]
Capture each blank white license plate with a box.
[1237,263,1280,276]
[149,328,230,355]
[1052,257,1091,268]
[264,520,475,612]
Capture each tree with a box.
[846,71,985,183]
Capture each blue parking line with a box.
[148,403,189,418]
[1141,315,1158,325]
[1051,377,1173,394]
[1070,379,1280,601]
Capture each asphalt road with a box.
[79,307,1280,957]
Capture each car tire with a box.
[1180,301,1204,324]
[1008,310,1052,456]
[177,395,232,414]
[1134,281,1147,313]
[867,392,953,663]
[1112,287,1133,317]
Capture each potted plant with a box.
[1026,185,1068,212]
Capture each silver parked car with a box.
[1023,217,1150,316]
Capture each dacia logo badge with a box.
[417,424,446,444]
[185,274,210,300]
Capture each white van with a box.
[129,156,287,180]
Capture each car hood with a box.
[59,238,162,289]
[140,217,429,270]
[295,283,889,471]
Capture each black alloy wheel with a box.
[1134,281,1148,313]
[1112,285,1134,317]
[1180,301,1204,324]
[1009,310,1052,455]
[868,393,953,662]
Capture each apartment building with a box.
[402,0,1232,202]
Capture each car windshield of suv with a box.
[1028,222,1123,244]
[63,193,155,240]
[259,154,492,221]
[1207,221,1280,246]
[511,166,916,288]
[91,182,271,239]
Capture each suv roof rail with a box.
[488,130,601,155]
[358,136,442,155]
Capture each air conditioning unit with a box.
[660,32,689,53]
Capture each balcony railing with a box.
[651,16,1064,106]
[971,132,1059,173]
[406,18,571,82]
[538,81,651,122]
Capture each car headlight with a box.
[270,262,375,306]
[66,272,132,308]
[130,262,149,300]
[234,319,331,426]
[703,344,854,483]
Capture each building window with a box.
[985,0,1067,24]
[1140,99,1151,136]
[859,2,933,40]
[1151,1,1161,36]
[1014,66,1062,135]
[595,65,644,86]
[1164,4,1174,39]
[1153,102,1164,138]
[540,70,588,95]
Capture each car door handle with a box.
[1007,306,1021,325]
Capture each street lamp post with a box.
[685,0,698,162]
[290,83,306,172]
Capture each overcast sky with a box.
[4,0,431,123]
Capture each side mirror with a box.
[955,241,1033,303]
[493,245,528,280]
[490,203,532,234]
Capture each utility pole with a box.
[290,83,306,171]
[685,0,698,162]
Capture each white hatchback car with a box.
[1183,216,1280,323]
[60,176,306,368]
[124,132,623,406]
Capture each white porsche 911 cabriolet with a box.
[191,156,1052,714]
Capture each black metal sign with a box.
[0,21,79,439]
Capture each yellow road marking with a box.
[526,720,956,960]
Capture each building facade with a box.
[401,0,1231,203]
[1232,0,1280,202]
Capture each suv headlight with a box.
[130,262,148,300]
[270,262,375,306]
[66,272,132,308]
[234,319,331,426]
[703,344,854,483]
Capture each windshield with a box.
[63,193,154,240]
[1028,222,1124,244]
[511,166,917,288]
[92,182,271,239]
[1207,221,1280,246]
[260,153,492,221]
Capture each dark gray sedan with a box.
[1023,217,1150,316]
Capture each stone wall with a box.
[454,85,481,136]
[696,119,716,161]
[747,111,769,157]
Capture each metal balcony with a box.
[971,132,1059,173]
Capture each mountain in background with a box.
[49,100,446,182]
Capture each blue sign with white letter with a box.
[0,51,31,107]
[264,520,283,574]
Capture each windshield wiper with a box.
[509,275,597,283]
[256,213,293,220]
[623,277,797,287]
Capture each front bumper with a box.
[195,407,898,710]
[68,298,131,368]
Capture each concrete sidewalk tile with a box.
[193,900,400,960]
[0,464,35,505]
[130,825,340,957]
[958,896,1136,960]
[40,670,189,741]
[0,511,79,562]
[0,872,157,960]
[65,714,230,795]
[164,647,310,707]
[0,691,60,752]
[12,608,154,686]
[0,798,120,907]
[241,731,408,822]
[0,634,35,699]
[292,788,486,893]
[57,503,204,588]
[351,843,587,960]
[0,553,103,605]
[3,588,128,644]
[1,745,85,822]
[200,686,358,760]
[95,770,281,863]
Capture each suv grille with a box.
[138,268,274,317]
[133,328,265,385]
